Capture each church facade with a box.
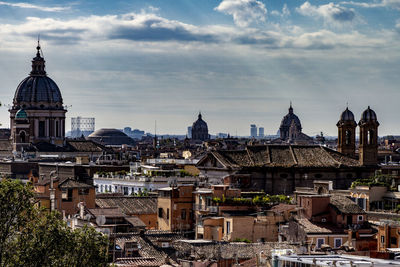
[10,42,66,152]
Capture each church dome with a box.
[280,105,302,130]
[12,43,63,109]
[360,106,377,122]
[192,113,208,130]
[88,128,135,146]
[339,107,355,122]
[14,76,63,104]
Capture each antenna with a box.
[154,120,157,136]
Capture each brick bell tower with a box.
[358,106,379,166]
[337,107,357,158]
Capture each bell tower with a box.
[358,106,379,166]
[337,107,356,157]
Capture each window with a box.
[334,238,342,248]
[181,209,186,220]
[167,208,170,220]
[158,208,163,218]
[226,221,231,235]
[62,189,73,202]
[39,121,45,137]
[79,188,89,195]
[19,131,26,143]
[316,238,325,248]
[357,215,364,222]
[55,121,60,137]
[381,236,385,244]
[391,237,397,245]
[367,130,374,145]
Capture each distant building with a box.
[123,127,145,140]
[250,124,257,138]
[187,126,192,139]
[70,116,95,137]
[279,104,311,143]
[259,127,264,138]
[217,133,228,138]
[191,112,209,141]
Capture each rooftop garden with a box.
[351,174,395,190]
[212,194,292,206]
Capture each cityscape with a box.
[0,0,400,267]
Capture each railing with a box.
[193,204,218,213]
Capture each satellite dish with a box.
[96,215,106,226]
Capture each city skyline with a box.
[0,0,399,136]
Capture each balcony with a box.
[194,204,218,213]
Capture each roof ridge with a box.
[289,145,298,165]
[321,146,342,167]
[246,147,255,166]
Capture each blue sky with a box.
[0,0,399,136]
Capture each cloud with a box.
[0,1,69,12]
[297,1,355,24]
[214,0,267,27]
[0,9,392,52]
[271,3,291,17]
[341,0,400,10]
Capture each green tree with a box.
[0,179,109,267]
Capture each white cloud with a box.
[297,1,355,25]
[0,1,69,12]
[271,3,290,17]
[0,9,393,52]
[341,0,400,10]
[214,0,267,27]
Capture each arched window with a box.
[19,131,26,143]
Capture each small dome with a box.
[192,113,208,130]
[15,109,27,119]
[340,107,355,122]
[280,105,302,129]
[360,106,377,122]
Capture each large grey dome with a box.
[88,128,135,146]
[89,128,128,138]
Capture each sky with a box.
[0,0,399,136]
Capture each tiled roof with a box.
[329,195,366,215]
[67,140,107,152]
[296,218,343,234]
[201,145,361,169]
[96,196,157,215]
[125,216,147,228]
[114,257,162,267]
[88,207,125,218]
[59,178,93,189]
